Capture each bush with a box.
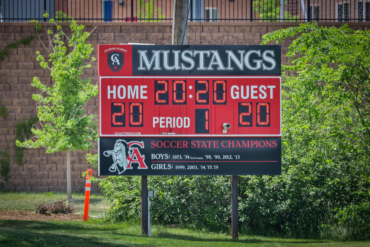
[36,200,74,215]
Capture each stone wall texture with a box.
[0,22,369,192]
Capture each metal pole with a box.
[141,176,148,235]
[250,0,253,22]
[307,0,311,22]
[171,0,176,45]
[148,197,151,236]
[131,0,134,22]
[280,0,284,22]
[231,175,238,239]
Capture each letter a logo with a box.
[108,51,124,72]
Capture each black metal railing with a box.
[0,0,369,23]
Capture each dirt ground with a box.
[0,209,83,221]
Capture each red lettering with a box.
[183,141,188,148]
[191,141,196,148]
[266,141,272,148]
[259,141,265,147]
[242,141,250,148]
[126,148,147,169]
[151,141,156,148]
[213,141,219,148]
[221,141,228,148]
[235,141,241,148]
[272,140,277,148]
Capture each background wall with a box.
[0,22,368,193]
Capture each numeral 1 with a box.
[195,109,209,133]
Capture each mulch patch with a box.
[0,209,83,221]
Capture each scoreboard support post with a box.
[231,175,238,239]
[141,176,148,235]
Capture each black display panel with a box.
[195,109,209,133]
[129,103,143,127]
[213,80,227,105]
[239,102,252,127]
[111,102,125,127]
[173,80,187,105]
[155,80,168,105]
[195,80,209,104]
[256,102,270,127]
[99,137,281,176]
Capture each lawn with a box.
[0,191,109,216]
[0,192,369,247]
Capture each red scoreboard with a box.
[98,45,281,176]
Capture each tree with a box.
[17,14,98,201]
[253,0,299,21]
[137,0,166,22]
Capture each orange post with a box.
[83,169,93,221]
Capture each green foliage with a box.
[96,23,370,240]
[0,36,34,61]
[0,147,11,185]
[55,11,73,22]
[0,101,8,118]
[14,117,38,166]
[137,0,166,22]
[16,19,98,153]
[253,0,299,21]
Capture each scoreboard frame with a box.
[98,44,282,176]
[99,76,282,137]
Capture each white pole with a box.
[148,197,151,237]
[171,0,176,45]
[280,0,284,22]
[300,0,307,21]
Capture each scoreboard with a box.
[98,45,282,176]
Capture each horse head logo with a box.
[103,139,147,174]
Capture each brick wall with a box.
[0,22,369,192]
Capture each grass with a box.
[0,192,369,246]
[0,191,109,216]
[1,219,370,247]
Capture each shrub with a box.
[36,200,74,215]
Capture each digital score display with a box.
[99,77,280,136]
[98,44,281,176]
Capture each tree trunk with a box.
[67,149,72,201]
[172,0,190,45]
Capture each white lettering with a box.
[262,50,276,70]
[176,117,183,128]
[181,50,195,70]
[231,85,239,99]
[184,117,190,128]
[245,50,263,70]
[166,117,172,128]
[259,85,267,99]
[241,86,249,99]
[108,85,116,99]
[268,85,276,99]
[140,85,147,99]
[153,117,159,128]
[207,51,225,70]
[226,50,245,70]
[162,50,181,70]
[138,50,161,70]
[194,51,211,70]
[251,85,258,99]
[117,85,126,99]
[128,86,139,99]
